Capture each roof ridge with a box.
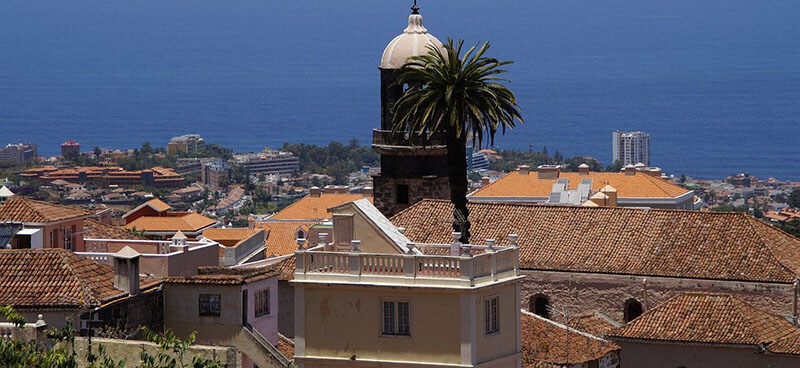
[742,215,800,278]
[639,174,675,197]
[56,250,101,306]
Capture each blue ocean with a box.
[1,0,798,179]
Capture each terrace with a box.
[293,233,520,288]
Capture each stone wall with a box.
[520,270,796,325]
[373,175,449,217]
[72,336,241,367]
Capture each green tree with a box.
[392,39,523,243]
[781,219,800,238]
[788,188,800,209]
[604,160,623,172]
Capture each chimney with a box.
[113,246,140,295]
[600,185,618,207]
[362,186,373,198]
[537,165,561,180]
[647,167,662,177]
[589,191,610,206]
[309,186,321,197]
[578,163,590,176]
[518,165,530,176]
[481,177,490,187]
[247,216,255,230]
[623,164,636,176]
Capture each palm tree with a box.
[391,38,523,243]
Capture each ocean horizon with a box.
[1,0,798,180]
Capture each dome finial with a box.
[411,0,419,14]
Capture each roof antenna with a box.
[411,0,419,14]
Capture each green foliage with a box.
[788,188,800,209]
[711,204,747,212]
[781,219,800,238]
[281,140,378,184]
[487,149,552,172]
[0,308,223,368]
[138,328,223,368]
[391,39,523,243]
[118,143,177,171]
[604,160,623,172]
[564,157,602,172]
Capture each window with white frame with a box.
[382,300,410,336]
[63,227,72,250]
[254,288,270,317]
[485,296,499,334]
[199,294,221,316]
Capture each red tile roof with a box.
[0,197,91,224]
[471,171,690,199]
[277,334,295,360]
[391,200,800,283]
[166,266,276,285]
[566,312,621,337]
[522,310,619,367]
[607,293,798,346]
[767,330,800,356]
[202,228,264,248]
[84,219,147,240]
[258,222,314,257]
[270,193,370,220]
[124,213,217,233]
[0,249,126,308]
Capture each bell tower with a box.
[372,3,450,217]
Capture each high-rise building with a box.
[0,143,37,164]
[61,140,80,159]
[167,134,205,154]
[372,4,450,217]
[612,131,650,166]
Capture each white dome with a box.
[380,11,445,69]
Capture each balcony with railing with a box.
[293,236,520,288]
[372,129,447,155]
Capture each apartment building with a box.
[234,150,299,177]
[167,134,205,154]
[0,143,37,164]
[290,199,523,368]
[612,130,650,166]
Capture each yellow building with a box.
[291,198,523,367]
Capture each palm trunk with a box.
[446,130,470,244]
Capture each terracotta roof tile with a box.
[566,312,622,337]
[0,197,91,224]
[124,213,217,232]
[391,200,800,283]
[522,310,619,366]
[0,249,124,308]
[270,194,370,220]
[277,334,295,360]
[84,219,147,240]
[258,222,314,257]
[607,293,798,345]
[202,228,264,248]
[166,266,276,285]
[767,330,800,355]
[471,171,690,199]
[144,198,172,212]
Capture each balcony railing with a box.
[372,129,447,148]
[294,247,519,287]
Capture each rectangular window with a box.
[63,227,72,250]
[254,288,270,317]
[485,297,499,334]
[396,184,409,205]
[199,294,221,316]
[382,301,410,336]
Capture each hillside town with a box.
[1,4,800,368]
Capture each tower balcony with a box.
[372,129,447,156]
[293,244,520,288]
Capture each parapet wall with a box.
[71,337,241,367]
